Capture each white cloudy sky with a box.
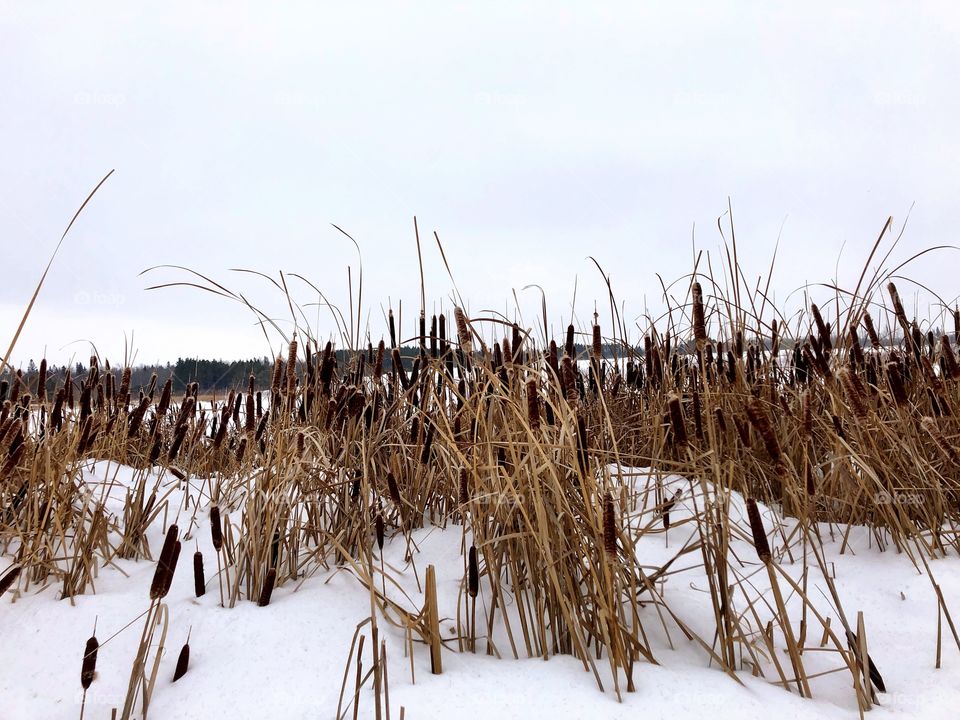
[2,2,958,367]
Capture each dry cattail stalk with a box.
[746,498,772,564]
[81,635,99,690]
[210,507,223,552]
[667,395,688,447]
[561,356,579,405]
[258,568,277,607]
[745,397,782,464]
[193,551,205,597]
[172,642,190,682]
[467,545,479,598]
[525,379,540,430]
[575,413,589,476]
[602,493,617,557]
[801,390,812,437]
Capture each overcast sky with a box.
[2,2,958,367]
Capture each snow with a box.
[2,461,959,719]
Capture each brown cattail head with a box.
[746,498,772,564]
[81,635,99,690]
[258,568,277,607]
[172,642,190,682]
[839,368,869,418]
[602,492,617,557]
[886,362,908,406]
[745,397,782,464]
[386,471,402,508]
[193,551,205,597]
[941,336,960,379]
[150,525,180,599]
[525,379,540,430]
[667,395,688,447]
[862,313,881,349]
[810,303,832,351]
[458,467,469,505]
[210,507,223,551]
[592,322,602,359]
[467,545,479,598]
[454,307,472,353]
[375,514,385,550]
[692,282,706,346]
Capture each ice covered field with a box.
[2,461,959,720]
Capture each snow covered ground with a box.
[2,461,959,719]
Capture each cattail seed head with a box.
[258,568,277,606]
[210,507,223,551]
[745,397,782,464]
[839,368,869,418]
[172,642,190,682]
[886,362,908,406]
[150,525,180,600]
[193,551,205,597]
[692,282,707,346]
[921,416,960,464]
[81,635,99,690]
[386,471,402,507]
[667,395,688,447]
[602,492,617,557]
[525,379,540,430]
[746,498,772,564]
[467,545,479,598]
[454,307,472,353]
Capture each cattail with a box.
[193,551,205,597]
[888,282,912,344]
[592,323,602,359]
[258,568,277,607]
[692,282,706,346]
[454,307,472,353]
[467,545,479,598]
[172,641,190,682]
[667,395,688,447]
[386,471,402,508]
[525,379,540,430]
[810,303,832,351]
[561,356,579,405]
[714,406,727,434]
[375,514,385,550]
[746,498,771,564]
[921,417,960,464]
[839,369,869,418]
[81,635,99,690]
[941,336,959,379]
[862,313,881,349]
[954,307,959,344]
[575,413,589,476]
[745,397,782,464]
[565,324,575,358]
[210,507,223,552]
[0,565,21,595]
[886,362,908,405]
[35,359,47,404]
[602,492,617,557]
[150,525,180,600]
[458,468,469,505]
